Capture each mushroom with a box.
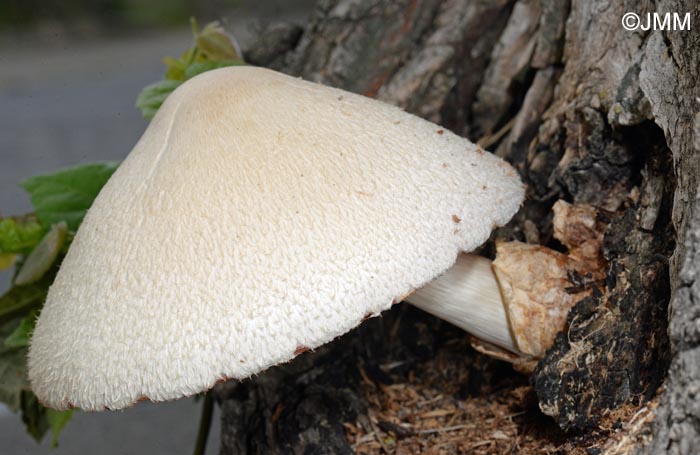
[28,66,526,412]
[410,199,607,371]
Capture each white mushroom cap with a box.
[28,66,524,411]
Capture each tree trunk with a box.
[215,0,700,452]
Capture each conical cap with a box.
[28,67,523,410]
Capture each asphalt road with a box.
[0,5,311,452]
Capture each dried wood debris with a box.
[345,338,651,454]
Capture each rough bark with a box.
[635,87,700,455]
[217,0,700,452]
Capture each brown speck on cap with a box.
[214,375,232,386]
[294,345,310,356]
[442,163,449,168]
[437,129,444,135]
[497,159,517,177]
[452,215,462,223]
[394,289,415,304]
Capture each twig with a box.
[368,411,393,454]
[358,362,377,389]
[469,439,494,449]
[416,394,443,406]
[193,391,214,455]
[417,423,475,435]
[504,410,527,420]
[379,360,408,372]
[477,117,515,149]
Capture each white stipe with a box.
[407,253,517,353]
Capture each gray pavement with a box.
[3,398,221,455]
[0,4,312,451]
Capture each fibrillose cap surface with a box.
[28,66,524,411]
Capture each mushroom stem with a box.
[406,253,518,354]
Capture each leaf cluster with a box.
[0,162,117,447]
[136,19,245,120]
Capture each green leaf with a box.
[0,323,74,445]
[20,162,119,231]
[0,280,48,325]
[5,163,112,446]
[0,347,30,412]
[0,317,30,412]
[164,47,203,81]
[21,391,49,442]
[184,59,244,79]
[0,290,73,446]
[138,18,246,120]
[135,79,182,120]
[47,409,74,448]
[196,22,240,61]
[4,310,37,348]
[0,216,44,254]
[14,222,67,286]
[17,391,74,446]
[163,56,188,81]
[190,16,200,36]
[0,253,15,271]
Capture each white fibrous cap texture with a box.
[28,66,524,411]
